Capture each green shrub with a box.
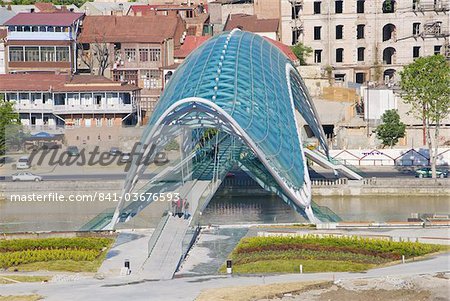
[0,249,100,268]
[0,237,112,252]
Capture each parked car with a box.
[154,152,169,164]
[67,146,80,156]
[110,147,121,156]
[16,156,31,169]
[120,152,131,163]
[415,167,448,178]
[12,172,42,182]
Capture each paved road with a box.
[0,252,448,301]
[0,173,156,182]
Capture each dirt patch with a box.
[195,281,331,301]
[318,288,430,301]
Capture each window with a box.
[413,22,420,35]
[141,70,162,89]
[292,3,301,19]
[382,0,395,13]
[412,0,419,10]
[125,48,136,62]
[314,1,321,14]
[413,46,420,58]
[355,72,365,84]
[139,48,149,62]
[107,118,113,127]
[24,46,39,61]
[314,49,322,63]
[55,47,70,62]
[357,24,365,39]
[335,74,345,81]
[336,48,344,62]
[149,49,161,62]
[335,0,343,13]
[314,26,321,40]
[31,26,38,32]
[336,25,343,39]
[95,118,102,127]
[357,0,365,13]
[434,45,442,55]
[357,47,365,61]
[292,27,301,44]
[39,26,46,32]
[41,46,55,62]
[9,46,24,62]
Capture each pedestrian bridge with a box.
[83,29,363,279]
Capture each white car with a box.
[16,156,31,169]
[12,172,42,182]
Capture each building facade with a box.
[0,73,140,133]
[298,0,449,84]
[3,12,84,74]
[77,14,186,121]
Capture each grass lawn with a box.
[221,259,374,274]
[0,275,51,284]
[1,237,114,273]
[222,235,445,274]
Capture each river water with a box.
[1,187,449,233]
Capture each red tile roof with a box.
[264,37,298,62]
[174,35,210,58]
[0,74,139,92]
[78,15,184,44]
[224,14,279,33]
[4,12,84,26]
[34,2,57,13]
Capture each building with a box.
[0,73,140,133]
[297,0,450,85]
[127,3,210,36]
[77,14,186,120]
[3,12,84,74]
[80,1,138,16]
[209,0,255,34]
[224,13,280,40]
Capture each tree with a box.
[291,43,313,65]
[0,98,20,155]
[376,109,406,148]
[400,55,450,178]
[78,34,111,76]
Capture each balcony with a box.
[7,31,74,41]
[53,103,134,114]
[15,102,54,113]
[14,102,134,114]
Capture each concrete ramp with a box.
[139,180,211,280]
[304,148,363,180]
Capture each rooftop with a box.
[224,14,279,33]
[174,35,210,58]
[0,74,139,92]
[78,15,184,43]
[3,12,84,26]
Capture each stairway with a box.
[304,148,364,180]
